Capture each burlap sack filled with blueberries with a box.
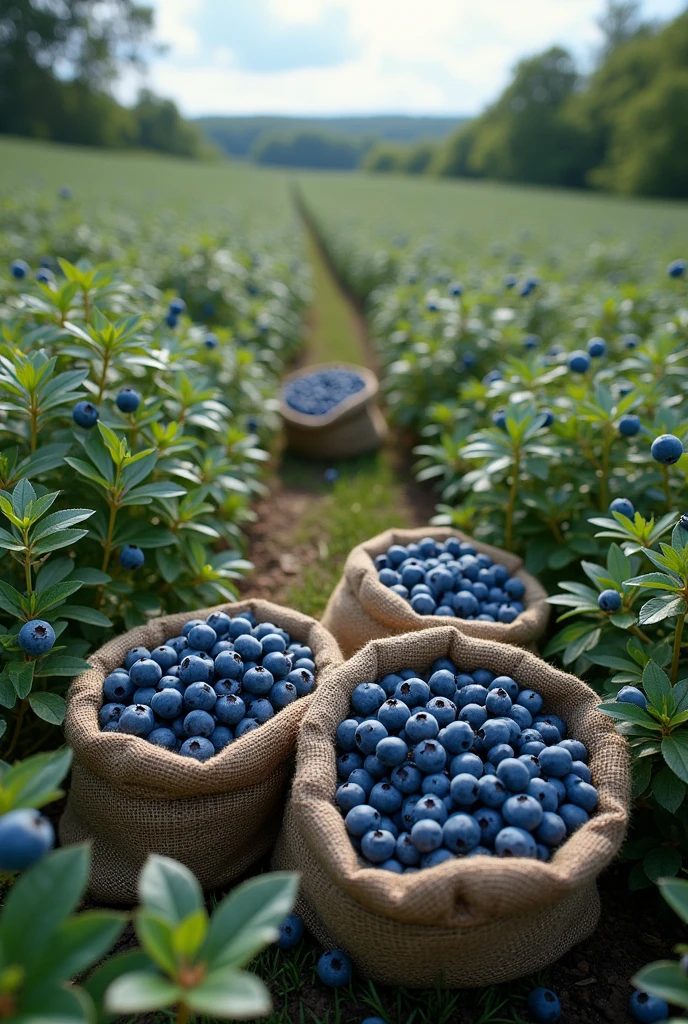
[272,627,629,988]
[321,527,550,658]
[61,598,342,904]
[280,362,387,460]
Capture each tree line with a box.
[0,1,208,158]
[364,2,688,199]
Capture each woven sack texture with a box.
[321,526,549,657]
[61,598,342,904]
[272,626,629,987]
[280,362,387,459]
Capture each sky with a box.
[118,0,688,118]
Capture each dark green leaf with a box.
[28,692,66,726]
[643,661,675,716]
[58,605,112,627]
[598,701,660,728]
[639,595,687,626]
[82,949,152,1024]
[660,878,688,924]
[134,911,177,975]
[31,508,95,541]
[9,660,34,698]
[662,734,688,784]
[33,581,83,613]
[632,962,688,1009]
[0,580,25,617]
[185,967,271,1018]
[652,766,686,813]
[35,557,75,592]
[31,528,89,555]
[203,873,298,971]
[643,845,683,883]
[35,654,91,676]
[138,855,203,927]
[1,747,72,810]
[27,910,126,988]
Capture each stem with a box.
[599,427,612,512]
[671,611,686,685]
[176,1002,189,1024]
[23,532,32,597]
[29,401,38,454]
[662,464,672,510]
[83,287,91,325]
[6,698,27,759]
[629,624,652,645]
[95,470,121,608]
[505,450,520,552]
[96,351,110,404]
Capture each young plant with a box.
[101,856,299,1022]
[633,876,688,1019]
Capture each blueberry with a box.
[450,772,480,806]
[405,711,439,743]
[210,725,233,751]
[168,297,186,315]
[587,336,606,358]
[528,987,562,1023]
[476,775,508,809]
[72,400,99,429]
[18,619,56,657]
[502,794,543,831]
[538,745,573,778]
[233,633,262,661]
[567,781,598,813]
[443,812,480,853]
[559,802,589,833]
[215,695,246,726]
[345,804,381,837]
[535,811,567,847]
[183,709,215,737]
[413,740,446,774]
[317,949,352,987]
[495,826,537,857]
[528,778,559,812]
[568,350,590,373]
[362,828,397,863]
[286,668,315,696]
[425,697,457,728]
[214,650,243,679]
[262,651,292,679]
[99,702,126,728]
[617,685,647,709]
[356,720,388,756]
[271,680,298,708]
[118,704,155,737]
[0,809,55,871]
[598,589,622,613]
[10,259,30,280]
[125,646,150,669]
[120,544,144,570]
[336,782,367,813]
[651,433,684,465]
[496,757,531,793]
[412,794,447,825]
[375,737,409,767]
[276,913,304,950]
[410,818,444,852]
[394,678,430,708]
[352,682,387,716]
[668,258,687,279]
[619,414,640,437]
[247,698,275,724]
[377,698,411,732]
[450,752,484,779]
[179,736,214,761]
[151,688,183,719]
[148,727,178,750]
[629,991,668,1023]
[235,718,260,738]
[396,831,421,866]
[116,387,141,413]
[129,658,162,688]
[474,807,504,846]
[390,763,422,794]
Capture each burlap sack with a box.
[60,598,342,904]
[273,626,629,987]
[322,526,550,657]
[280,362,387,459]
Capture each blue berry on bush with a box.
[119,544,144,570]
[0,809,55,871]
[18,619,55,656]
[651,433,684,464]
[10,259,29,279]
[568,351,590,373]
[168,297,186,315]
[586,336,606,357]
[72,400,99,429]
[204,332,218,349]
[116,387,141,413]
[609,497,634,518]
[598,589,622,612]
[668,258,687,279]
[619,414,640,437]
[317,949,352,987]
[629,990,668,1023]
[528,987,561,1022]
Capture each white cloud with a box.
[123,0,687,117]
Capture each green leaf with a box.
[172,909,207,960]
[185,967,272,1018]
[20,979,94,1021]
[632,756,652,798]
[58,605,112,627]
[28,691,66,725]
[643,845,683,883]
[0,844,90,968]
[598,701,660,728]
[0,580,25,617]
[63,457,110,489]
[33,580,83,613]
[662,734,688,784]
[609,611,637,630]
[35,557,75,592]
[104,971,181,1013]
[632,962,688,1009]
[138,855,203,928]
[652,766,686,813]
[0,668,16,710]
[31,528,89,555]
[607,543,631,586]
[12,478,36,518]
[625,572,683,591]
[0,747,72,811]
[0,527,24,552]
[26,910,126,988]
[660,877,688,924]
[35,654,91,676]
[644,661,675,716]
[203,872,299,971]
[9,660,34,698]
[70,567,110,586]
[639,595,687,626]
[82,948,153,1024]
[134,910,177,975]
[31,508,95,541]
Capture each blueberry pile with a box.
[98,612,317,761]
[375,537,526,623]
[335,659,598,870]
[284,368,365,416]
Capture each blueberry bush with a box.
[0,191,309,756]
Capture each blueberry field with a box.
[3,133,688,1024]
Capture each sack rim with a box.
[280,361,379,429]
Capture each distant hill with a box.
[193,115,466,161]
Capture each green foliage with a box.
[0,746,72,815]
[633,877,688,1016]
[100,857,298,1020]
[253,131,366,171]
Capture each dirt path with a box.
[237,229,433,618]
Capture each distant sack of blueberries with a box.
[336,658,598,871]
[99,611,317,761]
[376,536,526,623]
[284,367,365,417]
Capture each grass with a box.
[304,230,368,365]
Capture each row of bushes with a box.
[307,203,688,890]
